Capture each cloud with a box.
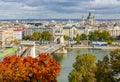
[90,0,120,8]
[0,0,119,19]
[90,0,120,7]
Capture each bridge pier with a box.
[54,33,65,45]
[21,41,36,58]
[30,44,36,58]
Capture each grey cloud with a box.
[0,0,119,19]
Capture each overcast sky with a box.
[0,0,120,19]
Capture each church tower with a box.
[82,16,85,26]
[87,12,95,26]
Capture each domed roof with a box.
[87,12,94,19]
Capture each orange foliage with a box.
[0,53,60,82]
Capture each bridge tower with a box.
[54,33,65,45]
[20,41,36,58]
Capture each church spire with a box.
[89,12,91,16]
[82,16,85,21]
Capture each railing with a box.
[21,41,35,46]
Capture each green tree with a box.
[88,30,101,41]
[107,40,112,44]
[68,54,97,82]
[41,31,53,43]
[23,35,32,40]
[76,34,80,44]
[101,31,111,41]
[110,49,120,77]
[64,35,70,40]
[32,32,41,41]
[95,49,120,82]
[80,34,87,40]
[95,55,117,82]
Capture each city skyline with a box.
[0,0,120,19]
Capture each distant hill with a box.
[0,19,120,22]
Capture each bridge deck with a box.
[37,43,65,54]
[20,42,65,58]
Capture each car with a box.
[35,41,40,45]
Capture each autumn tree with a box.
[68,54,97,82]
[0,53,60,82]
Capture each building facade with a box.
[23,25,56,36]
[14,28,24,40]
[0,28,14,48]
[87,12,95,26]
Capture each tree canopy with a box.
[0,53,60,82]
[23,31,53,43]
[101,30,111,41]
[80,34,87,40]
[88,30,111,42]
[88,30,101,41]
[64,35,70,40]
[41,31,53,42]
[110,49,120,76]
[32,32,41,40]
[76,34,80,44]
[95,55,117,82]
[68,54,97,82]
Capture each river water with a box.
[52,48,111,82]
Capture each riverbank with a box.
[66,45,120,50]
[0,46,18,58]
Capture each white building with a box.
[109,25,120,37]
[14,28,24,40]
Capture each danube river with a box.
[52,48,111,82]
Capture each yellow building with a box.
[61,25,77,40]
[0,28,14,48]
[57,25,85,40]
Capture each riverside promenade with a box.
[66,45,120,50]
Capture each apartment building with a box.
[0,28,14,48]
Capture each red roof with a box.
[14,28,25,31]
